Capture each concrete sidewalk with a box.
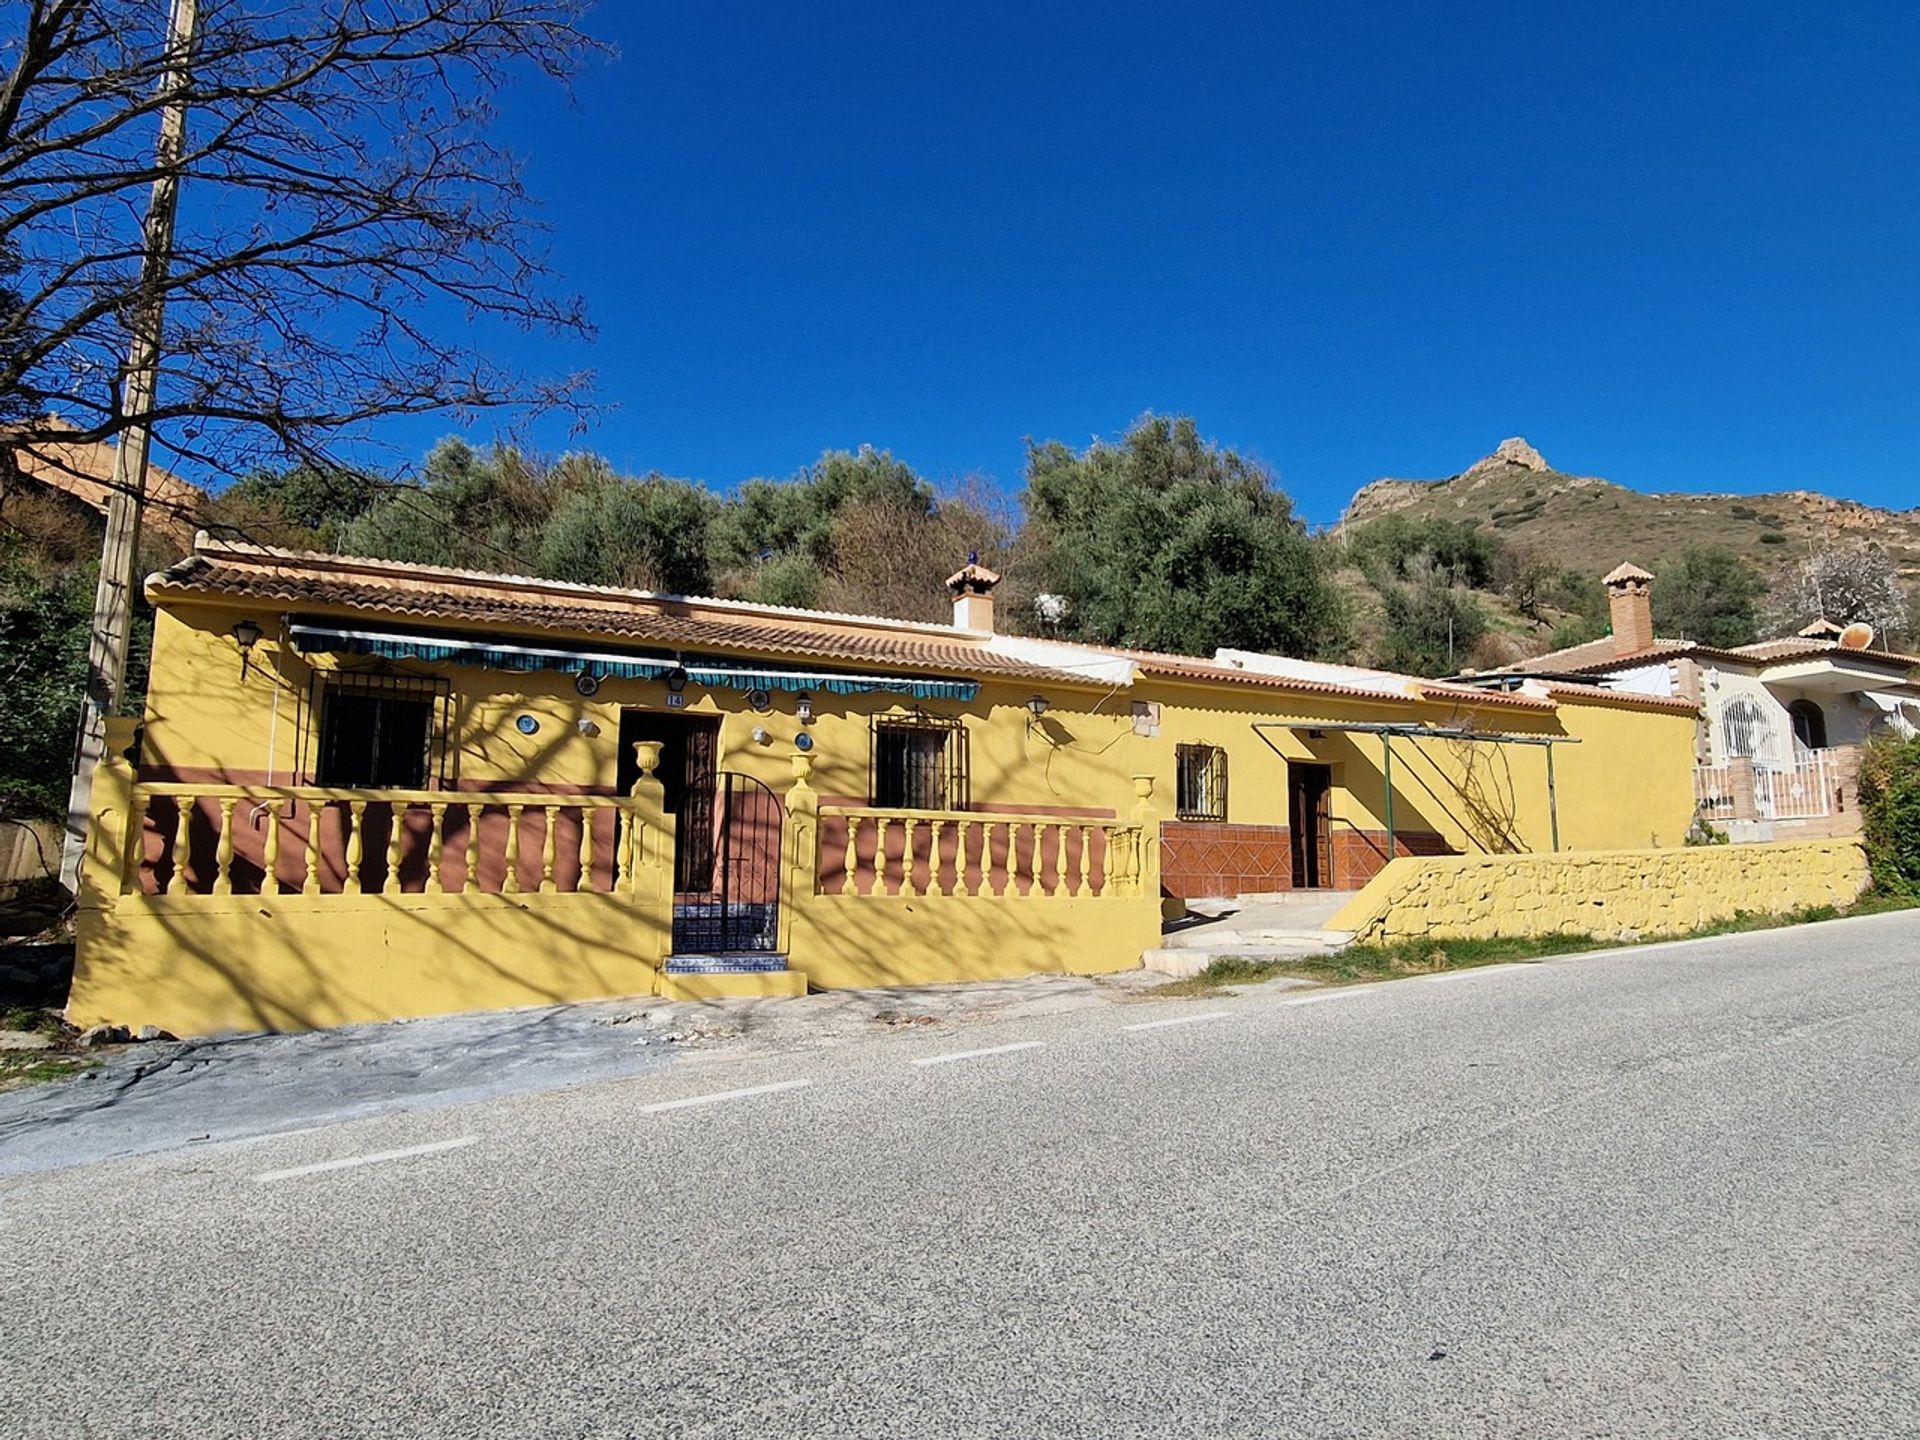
[0,968,1175,1176]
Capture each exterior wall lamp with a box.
[232,619,263,680]
[1026,695,1049,721]
[795,692,814,725]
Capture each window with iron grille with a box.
[1719,696,1773,761]
[1175,743,1228,821]
[870,714,969,810]
[310,673,452,789]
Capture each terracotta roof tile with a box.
[151,538,1662,717]
[150,543,1083,686]
[1505,633,1920,676]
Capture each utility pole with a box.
[60,0,199,889]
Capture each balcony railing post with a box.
[212,797,237,896]
[383,803,405,895]
[263,799,283,896]
[345,800,367,894]
[579,805,597,893]
[539,804,558,894]
[426,803,447,895]
[302,802,322,895]
[464,804,483,894]
[502,804,524,895]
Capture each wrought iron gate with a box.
[671,771,784,954]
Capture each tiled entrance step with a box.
[658,954,808,1001]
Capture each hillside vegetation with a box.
[5,422,1916,830]
[1342,437,1920,586]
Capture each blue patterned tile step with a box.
[665,954,791,975]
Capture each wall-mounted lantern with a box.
[795,692,815,725]
[232,619,263,680]
[1026,694,1049,721]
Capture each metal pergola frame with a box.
[1253,720,1582,854]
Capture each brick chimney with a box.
[1602,562,1655,656]
[946,554,1000,632]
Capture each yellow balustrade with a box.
[121,782,650,902]
[817,805,1146,900]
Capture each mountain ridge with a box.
[1339,438,1920,584]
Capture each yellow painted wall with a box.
[141,602,1698,854]
[1545,695,1701,851]
[71,893,674,1035]
[1327,839,1869,944]
[77,596,1713,1036]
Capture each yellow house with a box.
[68,537,1701,1036]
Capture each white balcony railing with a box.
[1692,751,1836,823]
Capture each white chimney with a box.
[946,555,1001,632]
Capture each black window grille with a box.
[309,672,452,789]
[870,714,969,810]
[1175,743,1228,821]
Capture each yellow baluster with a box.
[463,804,483,894]
[263,799,283,896]
[302,803,322,895]
[383,803,405,895]
[538,804,558,893]
[502,803,524,894]
[1076,823,1094,896]
[124,792,150,892]
[212,797,237,896]
[345,800,366,895]
[170,797,192,895]
[579,805,597,893]
[426,803,447,895]
[906,819,926,897]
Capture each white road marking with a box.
[1122,1010,1230,1032]
[1422,963,1538,983]
[911,1040,1046,1067]
[638,1079,812,1114]
[1284,989,1368,1006]
[254,1135,477,1184]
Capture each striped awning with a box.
[287,622,979,701]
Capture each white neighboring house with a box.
[1476,562,1920,842]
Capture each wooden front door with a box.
[1288,762,1333,889]
[618,709,720,893]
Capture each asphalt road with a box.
[4,912,1917,1439]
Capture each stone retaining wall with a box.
[1327,840,1870,944]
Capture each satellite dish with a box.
[1839,622,1875,651]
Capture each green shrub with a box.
[1859,736,1920,896]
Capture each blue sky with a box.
[383,1,1920,522]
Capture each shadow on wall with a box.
[70,712,678,1037]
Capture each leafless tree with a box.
[0,0,604,494]
[1760,541,1912,644]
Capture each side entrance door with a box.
[1288,762,1334,889]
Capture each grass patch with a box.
[0,1005,97,1093]
[0,1052,98,1091]
[1150,893,1917,997]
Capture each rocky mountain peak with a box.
[1465,437,1551,476]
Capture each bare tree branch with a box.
[0,0,606,482]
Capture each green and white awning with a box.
[287,622,979,701]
